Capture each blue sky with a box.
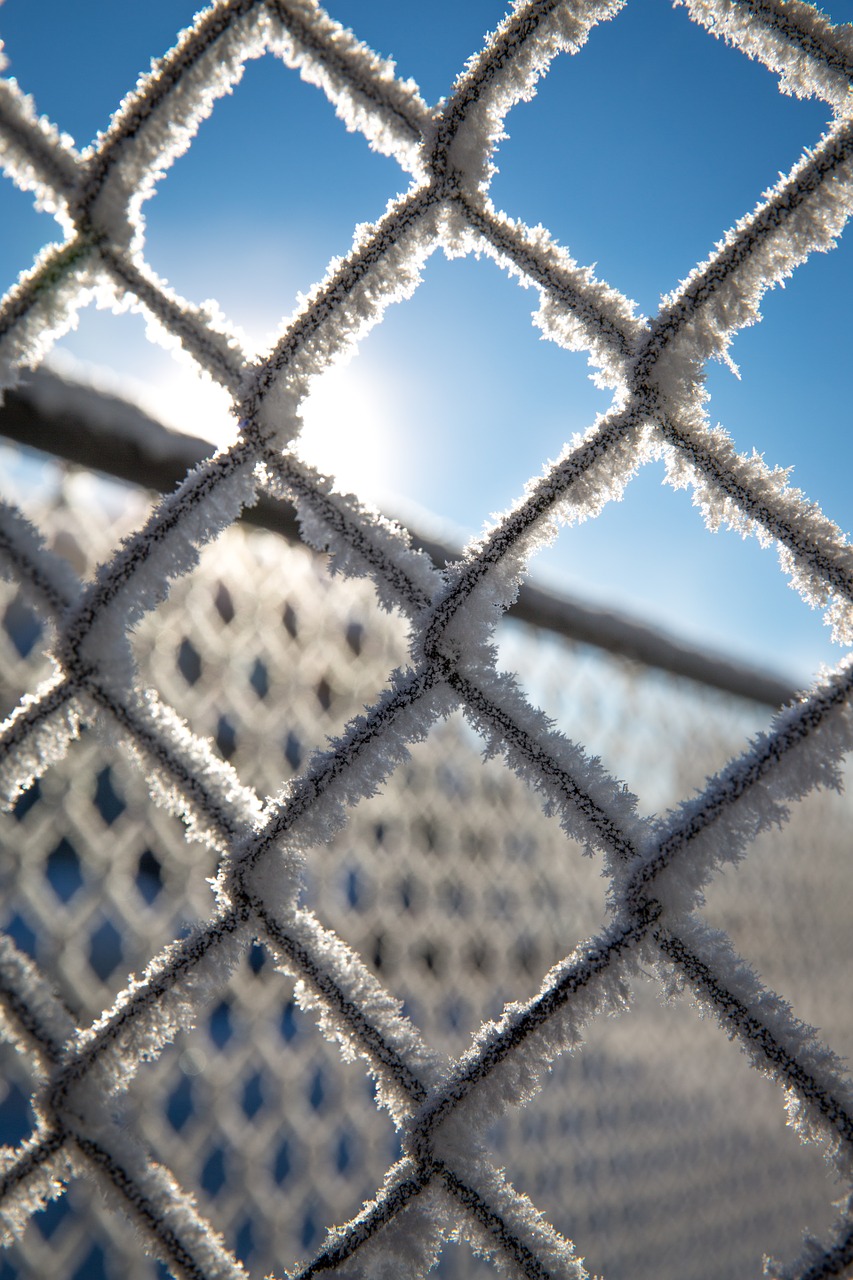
[1,0,851,685]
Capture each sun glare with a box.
[296,361,397,506]
[145,364,236,449]
[48,339,401,512]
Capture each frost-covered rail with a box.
[1,0,853,1277]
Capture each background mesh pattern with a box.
[1,3,853,1279]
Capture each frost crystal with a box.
[1,0,853,1277]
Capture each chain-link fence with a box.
[2,2,853,1280]
[2,466,848,1280]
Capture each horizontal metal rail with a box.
[0,368,797,708]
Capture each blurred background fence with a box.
[1,378,850,1280]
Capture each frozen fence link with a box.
[1,0,853,1277]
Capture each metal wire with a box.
[1,2,853,1278]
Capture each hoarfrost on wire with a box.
[1,0,853,1277]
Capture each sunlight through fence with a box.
[2,3,853,1279]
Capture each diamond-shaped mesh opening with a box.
[517,454,839,695]
[122,949,402,1280]
[299,712,608,1054]
[490,0,832,313]
[496,617,776,813]
[703,228,853,519]
[481,978,841,1280]
[143,52,404,344]
[701,772,853,1065]
[299,250,611,525]
[0,727,219,1020]
[131,524,410,798]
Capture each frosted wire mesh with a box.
[1,3,853,1280]
[3,479,810,1280]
